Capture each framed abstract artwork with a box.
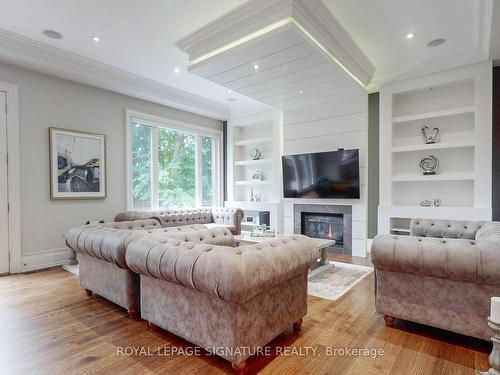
[49,127,106,199]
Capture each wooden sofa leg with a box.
[231,360,247,373]
[128,308,139,320]
[384,315,395,327]
[148,321,159,332]
[293,318,303,334]
[85,289,92,297]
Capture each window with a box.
[127,113,221,210]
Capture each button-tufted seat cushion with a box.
[410,218,483,239]
[114,207,244,235]
[126,234,318,304]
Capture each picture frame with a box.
[49,127,106,200]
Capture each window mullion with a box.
[195,135,203,207]
[151,126,159,210]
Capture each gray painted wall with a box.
[0,62,222,257]
[367,92,379,238]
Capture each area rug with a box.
[308,261,373,301]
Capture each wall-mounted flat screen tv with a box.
[282,149,360,199]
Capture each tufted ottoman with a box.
[65,220,237,319]
[371,218,500,340]
[125,233,318,370]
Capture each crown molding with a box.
[0,29,230,120]
[176,0,374,87]
[176,0,294,61]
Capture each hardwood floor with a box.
[0,263,490,375]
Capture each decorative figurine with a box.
[421,126,440,144]
[420,200,432,207]
[249,148,262,160]
[252,170,263,181]
[419,155,439,175]
[434,198,442,207]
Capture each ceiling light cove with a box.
[406,33,414,40]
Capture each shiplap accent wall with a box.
[281,89,369,257]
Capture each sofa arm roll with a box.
[371,234,500,286]
[126,234,318,304]
[65,227,146,268]
[211,207,244,234]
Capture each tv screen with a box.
[282,149,360,199]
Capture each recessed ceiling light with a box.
[227,98,236,102]
[228,89,232,94]
[92,36,101,42]
[43,30,63,39]
[253,64,259,70]
[174,67,180,73]
[298,90,304,94]
[406,33,414,40]
[427,38,446,47]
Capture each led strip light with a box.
[189,17,366,89]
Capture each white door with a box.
[0,92,9,274]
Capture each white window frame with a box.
[125,110,223,210]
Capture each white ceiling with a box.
[322,0,493,88]
[0,0,496,118]
[0,0,268,116]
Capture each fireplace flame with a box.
[328,224,333,239]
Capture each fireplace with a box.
[301,212,344,247]
[294,204,352,255]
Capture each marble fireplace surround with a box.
[293,204,353,256]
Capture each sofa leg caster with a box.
[293,319,303,334]
[231,360,247,373]
[384,315,395,327]
[85,289,92,297]
[128,308,139,320]
[148,321,159,332]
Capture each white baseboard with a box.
[21,247,70,272]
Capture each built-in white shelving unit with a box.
[234,137,273,146]
[391,105,476,123]
[234,180,273,186]
[226,110,283,233]
[378,62,492,234]
[234,158,272,166]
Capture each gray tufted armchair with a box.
[115,207,244,235]
[371,218,500,340]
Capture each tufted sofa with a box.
[66,218,317,369]
[115,207,244,235]
[371,218,500,340]
[125,234,318,370]
[65,219,235,319]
